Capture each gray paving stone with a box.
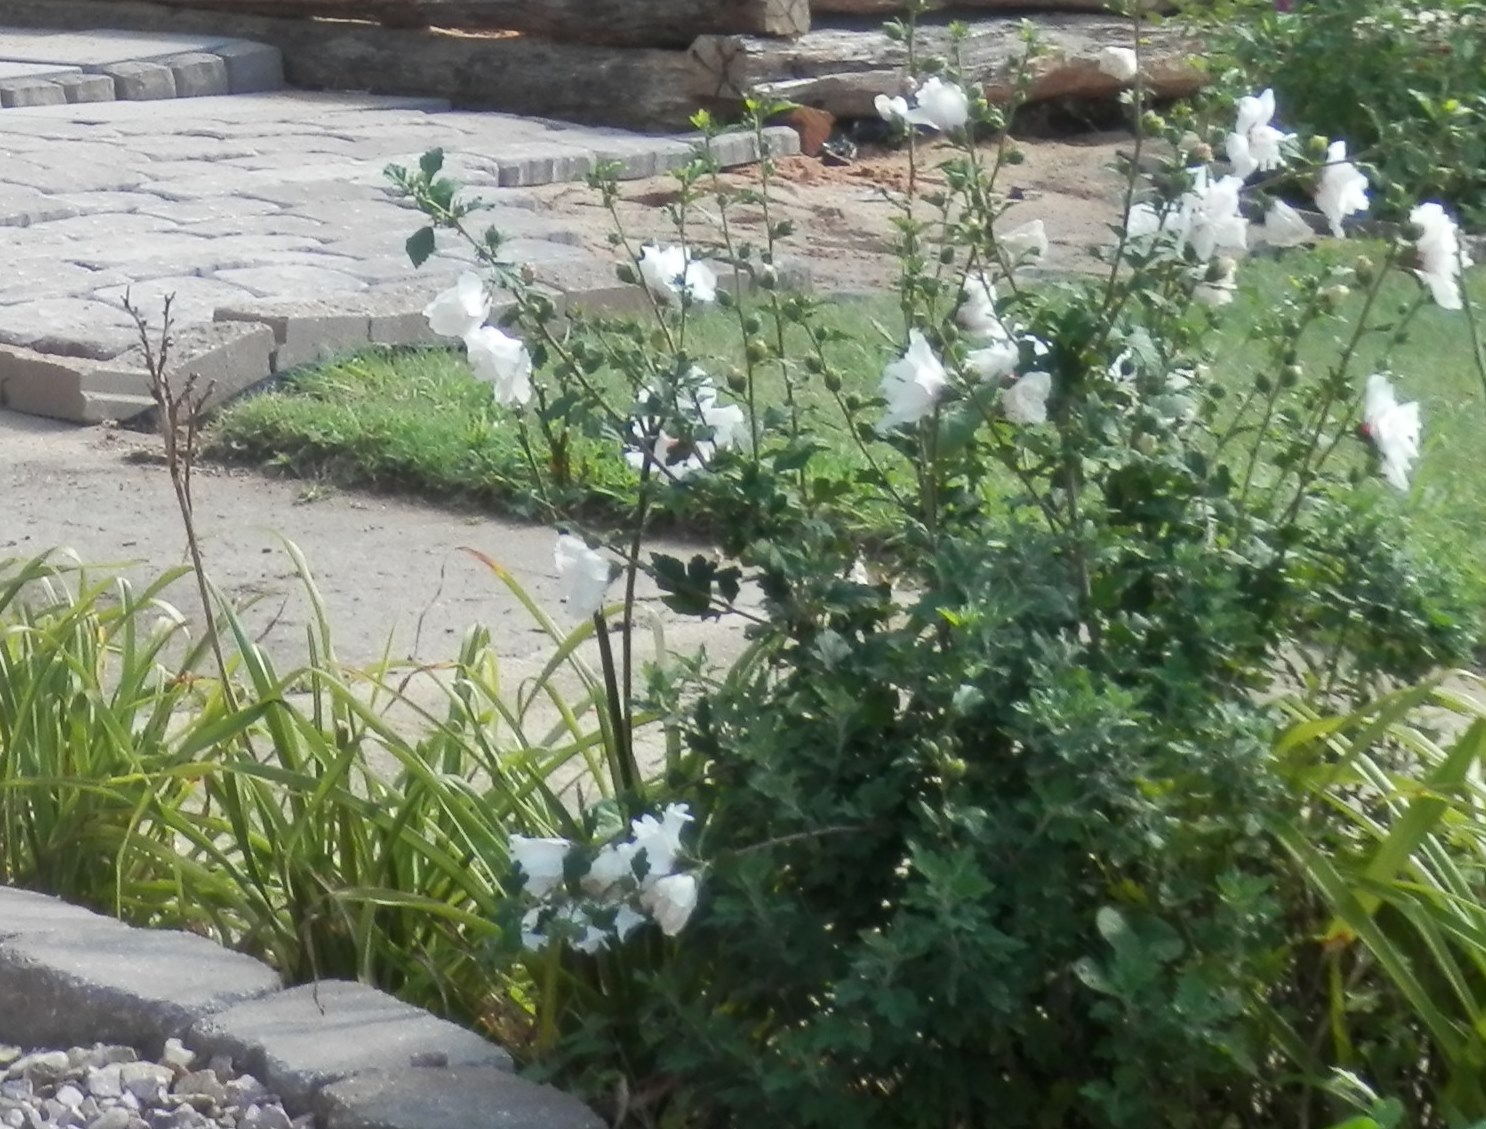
[495,145,596,189]
[0,77,65,108]
[212,40,285,95]
[0,159,147,195]
[28,211,179,240]
[0,887,131,939]
[136,197,282,225]
[362,276,470,346]
[0,30,232,68]
[49,189,162,215]
[0,345,97,420]
[0,923,281,1056]
[166,52,229,98]
[0,185,82,226]
[93,276,261,328]
[84,319,275,410]
[0,61,79,80]
[51,72,116,104]
[215,295,371,371]
[0,262,134,306]
[0,298,139,359]
[98,60,176,102]
[187,982,512,1112]
[317,1067,603,1129]
[215,264,369,300]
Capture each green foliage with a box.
[1206,0,1486,222]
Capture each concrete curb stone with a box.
[0,888,601,1129]
[96,59,177,101]
[166,51,231,99]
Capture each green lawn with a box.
[211,251,1486,594]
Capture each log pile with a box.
[5,0,1203,130]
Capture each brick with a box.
[187,982,512,1113]
[211,40,286,94]
[0,345,93,421]
[85,320,276,409]
[0,78,66,108]
[165,52,230,98]
[214,296,371,371]
[317,1068,603,1129]
[0,298,139,360]
[526,257,651,319]
[98,60,177,101]
[0,925,280,1056]
[496,146,596,188]
[51,72,117,103]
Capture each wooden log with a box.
[90,0,810,46]
[0,0,712,127]
[688,14,1201,118]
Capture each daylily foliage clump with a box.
[392,19,1481,1129]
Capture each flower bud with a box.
[1178,130,1202,154]
[1281,364,1303,387]
[1206,256,1235,283]
[939,246,956,265]
[1140,110,1166,134]
[1005,147,1026,166]
[1192,142,1213,163]
[726,368,748,394]
[745,338,769,364]
[1352,255,1376,285]
[804,354,826,375]
[616,262,638,285]
[519,263,536,285]
[1319,284,1351,312]
[823,370,843,393]
[742,313,763,335]
[1306,135,1329,160]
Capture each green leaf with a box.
[405,227,437,268]
[419,148,445,178]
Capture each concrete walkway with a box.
[0,27,797,423]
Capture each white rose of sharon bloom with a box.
[874,93,911,125]
[1193,257,1239,307]
[1225,89,1294,180]
[878,329,950,432]
[582,840,639,897]
[1263,199,1316,248]
[1000,219,1049,267]
[1002,370,1052,425]
[509,835,572,898]
[1313,140,1369,237]
[424,272,490,340]
[637,244,718,305]
[1410,201,1473,311]
[643,873,700,937]
[1183,168,1248,262]
[905,76,971,132]
[553,533,614,619]
[956,275,1002,340]
[612,903,647,942]
[1098,46,1139,83]
[626,375,746,479]
[630,803,694,886]
[1362,373,1422,491]
[465,325,533,406]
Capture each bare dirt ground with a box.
[0,135,1129,674]
[518,131,1132,291]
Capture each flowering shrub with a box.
[1210,0,1486,223]
[390,16,1481,1125]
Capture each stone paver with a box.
[0,25,801,423]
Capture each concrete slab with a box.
[317,1068,603,1129]
[0,30,233,68]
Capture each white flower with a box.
[956,275,1002,340]
[1098,46,1139,83]
[424,272,490,339]
[642,873,699,937]
[966,340,1021,383]
[1362,373,1422,491]
[625,375,746,479]
[465,325,532,406]
[1182,168,1248,262]
[554,903,607,954]
[1000,219,1049,267]
[878,330,950,432]
[1193,257,1239,306]
[637,245,717,305]
[630,803,693,885]
[520,907,548,951]
[582,840,639,897]
[1410,201,1473,311]
[1263,199,1316,247]
[1314,141,1369,237]
[509,835,571,898]
[874,93,911,125]
[905,77,970,132]
[612,903,647,941]
[553,533,613,619]
[1001,370,1052,425]
[1225,89,1293,179]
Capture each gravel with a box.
[0,1041,305,1129]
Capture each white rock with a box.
[2,1110,22,1129]
[86,1067,124,1101]
[159,1044,194,1074]
[87,1109,131,1129]
[118,1064,170,1103]
[222,1078,268,1109]
[56,1084,86,1109]
[239,1105,292,1129]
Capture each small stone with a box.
[2,1110,20,1129]
[205,1058,233,1082]
[0,1051,19,1071]
[408,1050,448,1068]
[221,1077,268,1109]
[171,1073,224,1106]
[238,1105,290,1129]
[119,1064,170,1103]
[88,1110,131,1129]
[0,1081,30,1104]
[17,1052,70,1084]
[87,1067,124,1101]
[56,1084,86,1109]
[159,1044,194,1074]
[79,1099,99,1122]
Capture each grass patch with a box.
[212,253,1486,595]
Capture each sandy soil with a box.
[0,135,1130,675]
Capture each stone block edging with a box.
[0,886,602,1129]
